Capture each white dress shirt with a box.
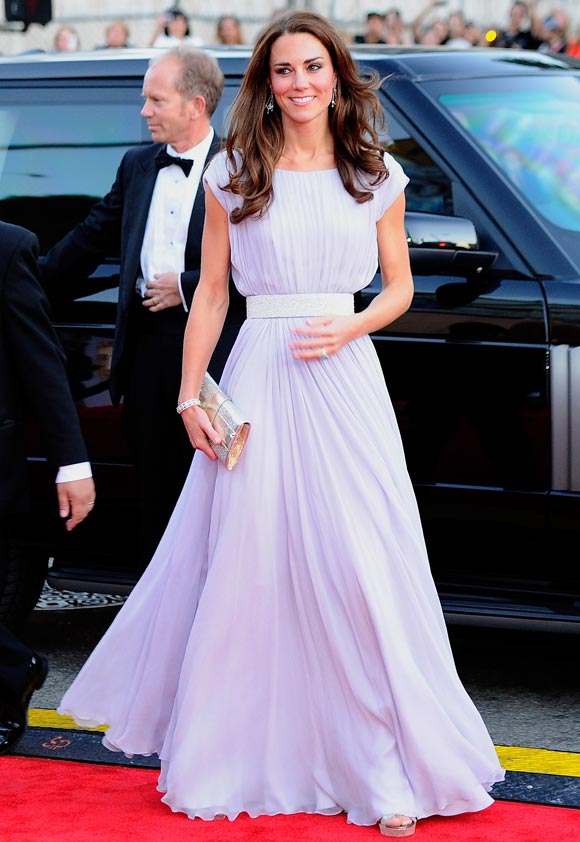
[137,128,214,311]
[56,462,92,483]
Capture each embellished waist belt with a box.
[246,293,354,319]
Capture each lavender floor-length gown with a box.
[59,151,504,824]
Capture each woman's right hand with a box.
[180,406,223,461]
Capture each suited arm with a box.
[40,155,126,298]
[179,269,201,309]
[4,229,89,470]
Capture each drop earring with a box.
[265,91,274,115]
[330,86,337,109]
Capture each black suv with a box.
[1,47,580,630]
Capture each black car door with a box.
[359,83,551,619]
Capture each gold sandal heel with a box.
[379,815,417,837]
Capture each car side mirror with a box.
[406,212,498,276]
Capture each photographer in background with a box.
[149,6,202,47]
[354,11,387,44]
[492,1,542,49]
[411,1,449,45]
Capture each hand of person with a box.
[148,16,167,45]
[289,315,358,361]
[143,273,182,311]
[56,477,96,532]
[179,405,223,461]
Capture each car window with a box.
[0,88,146,252]
[0,80,242,258]
[437,77,580,233]
[212,81,242,139]
[379,108,453,216]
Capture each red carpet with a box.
[1,757,579,841]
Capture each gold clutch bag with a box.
[199,373,250,470]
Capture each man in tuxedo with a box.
[0,221,95,755]
[41,46,244,563]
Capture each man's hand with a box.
[143,273,182,311]
[56,477,96,531]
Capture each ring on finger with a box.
[320,347,329,359]
[152,296,158,306]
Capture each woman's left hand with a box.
[289,315,359,361]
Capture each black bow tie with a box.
[155,146,193,177]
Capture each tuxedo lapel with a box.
[120,146,160,306]
[185,138,222,265]
[111,146,160,399]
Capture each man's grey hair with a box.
[150,46,224,116]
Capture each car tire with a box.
[0,535,47,628]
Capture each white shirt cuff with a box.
[56,462,93,483]
[178,273,188,312]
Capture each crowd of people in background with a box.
[7,2,580,58]
[48,9,246,53]
[352,1,578,55]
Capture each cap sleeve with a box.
[374,152,409,220]
[202,150,237,214]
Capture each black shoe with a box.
[0,653,48,757]
[0,713,25,756]
[20,653,49,713]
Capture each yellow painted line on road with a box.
[27,711,580,778]
[29,708,108,732]
[496,745,580,777]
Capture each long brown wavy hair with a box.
[224,11,388,224]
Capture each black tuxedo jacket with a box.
[41,137,245,404]
[0,222,88,514]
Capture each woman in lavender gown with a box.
[59,11,504,835]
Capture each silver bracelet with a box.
[176,397,202,415]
